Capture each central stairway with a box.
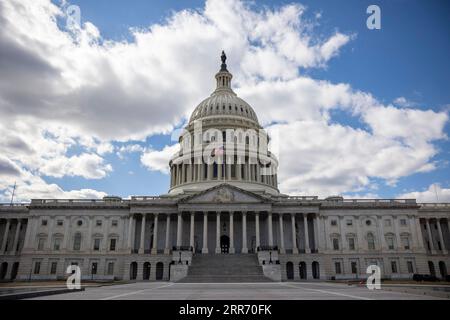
[178,253,273,283]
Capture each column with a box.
[139,215,146,254]
[393,217,401,251]
[355,217,363,252]
[338,216,345,252]
[22,217,33,250]
[313,215,320,252]
[152,214,158,254]
[279,214,285,253]
[229,212,235,253]
[176,212,183,248]
[416,218,425,249]
[62,216,70,250]
[377,216,386,251]
[426,219,435,253]
[226,161,231,180]
[190,212,195,251]
[207,163,213,180]
[45,218,54,251]
[202,212,208,253]
[127,215,134,251]
[187,164,192,182]
[436,219,447,254]
[255,212,260,250]
[12,220,22,254]
[215,212,221,253]
[218,158,223,180]
[256,164,261,183]
[291,214,298,254]
[409,216,419,249]
[86,217,93,252]
[181,164,185,184]
[103,216,110,251]
[237,158,242,180]
[304,214,310,253]
[242,212,248,253]
[268,212,273,247]
[1,219,10,253]
[164,214,171,254]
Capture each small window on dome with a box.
[235,106,238,111]
[240,107,243,112]
[223,105,225,110]
[229,105,232,110]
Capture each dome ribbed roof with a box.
[188,51,259,125]
[189,90,259,124]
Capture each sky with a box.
[0,0,449,202]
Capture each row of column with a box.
[127,212,316,254]
[0,219,24,255]
[423,218,449,254]
[170,162,277,188]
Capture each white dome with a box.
[189,90,259,125]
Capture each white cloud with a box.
[141,144,180,174]
[398,184,450,203]
[116,144,145,159]
[0,0,448,200]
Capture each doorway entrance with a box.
[220,235,230,253]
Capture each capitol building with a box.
[1,53,449,283]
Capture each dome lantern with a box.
[215,50,233,92]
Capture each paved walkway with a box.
[28,281,448,300]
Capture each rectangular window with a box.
[112,220,118,227]
[50,262,57,274]
[391,261,398,273]
[41,220,48,226]
[335,262,342,274]
[348,238,355,250]
[53,238,61,251]
[96,220,102,227]
[351,262,358,274]
[93,238,101,251]
[110,239,116,251]
[57,220,63,226]
[387,237,394,250]
[400,219,407,226]
[407,261,414,273]
[107,262,114,275]
[402,237,410,250]
[333,238,339,250]
[91,262,98,275]
[346,220,353,226]
[34,261,41,274]
[331,220,337,226]
[37,238,45,250]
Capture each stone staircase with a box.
[177,253,272,283]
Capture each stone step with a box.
[179,253,272,283]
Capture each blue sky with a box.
[1,0,449,201]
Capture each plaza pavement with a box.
[28,281,448,300]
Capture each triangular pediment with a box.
[179,184,269,204]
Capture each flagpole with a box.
[10,181,16,205]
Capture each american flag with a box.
[211,145,224,157]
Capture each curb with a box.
[0,288,85,300]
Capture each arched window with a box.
[73,233,82,251]
[367,233,375,250]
